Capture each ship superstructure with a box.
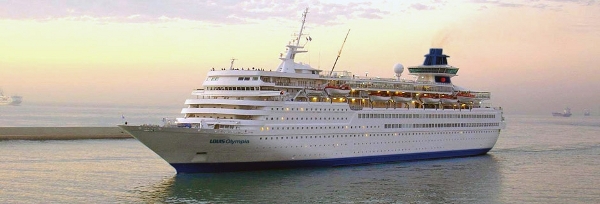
[120,8,505,173]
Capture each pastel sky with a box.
[1,0,599,115]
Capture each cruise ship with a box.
[120,9,505,173]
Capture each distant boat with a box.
[0,89,22,106]
[552,107,572,117]
[584,109,590,116]
[0,93,10,105]
[9,95,22,105]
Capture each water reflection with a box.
[134,155,502,203]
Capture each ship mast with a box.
[276,8,310,73]
[329,29,350,77]
[295,8,308,47]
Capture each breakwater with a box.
[0,127,132,140]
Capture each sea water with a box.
[0,102,180,127]
[0,103,599,203]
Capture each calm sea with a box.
[0,102,180,127]
[0,103,599,203]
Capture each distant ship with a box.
[0,93,10,105]
[9,95,22,105]
[552,107,572,117]
[0,89,22,106]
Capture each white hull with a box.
[121,106,504,173]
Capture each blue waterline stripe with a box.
[171,148,492,173]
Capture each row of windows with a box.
[266,117,349,121]
[258,130,498,140]
[238,77,259,81]
[354,136,490,146]
[205,76,260,81]
[359,113,496,119]
[270,107,349,112]
[384,123,500,129]
[261,125,380,131]
[261,122,500,131]
[206,87,258,91]
[258,136,491,150]
[289,147,442,159]
[408,68,459,74]
[260,143,346,149]
[253,132,496,159]
[353,147,444,154]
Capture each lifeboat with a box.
[324,84,351,96]
[392,95,412,103]
[305,88,324,96]
[440,95,458,104]
[369,93,391,102]
[420,94,440,104]
[457,92,476,102]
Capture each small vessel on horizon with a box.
[552,107,572,117]
[0,89,21,106]
[9,95,22,105]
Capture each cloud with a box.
[470,0,597,10]
[0,0,389,25]
[410,3,436,10]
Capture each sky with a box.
[1,0,599,115]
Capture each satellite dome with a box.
[393,63,404,75]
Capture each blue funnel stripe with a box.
[423,48,449,66]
